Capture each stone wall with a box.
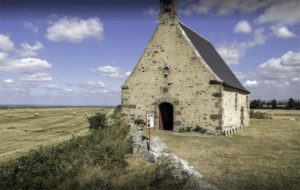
[221,86,250,134]
[122,20,223,132]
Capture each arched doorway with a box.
[159,102,173,130]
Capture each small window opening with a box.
[235,93,238,111]
[163,63,170,77]
[163,0,172,12]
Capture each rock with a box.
[163,153,202,180]
[129,123,143,153]
[141,148,157,163]
[150,136,168,156]
[129,122,220,190]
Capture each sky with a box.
[0,0,299,105]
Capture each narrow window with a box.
[163,0,172,12]
[235,93,238,111]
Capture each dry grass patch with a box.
[154,110,300,190]
[0,107,112,162]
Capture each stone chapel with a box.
[121,0,250,135]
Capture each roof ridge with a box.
[178,21,213,46]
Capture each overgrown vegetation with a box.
[0,110,131,189]
[88,113,107,130]
[178,126,207,133]
[0,108,190,190]
[131,114,146,127]
[250,110,272,119]
[193,125,208,133]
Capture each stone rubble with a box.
[129,123,220,190]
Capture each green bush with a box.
[0,112,131,190]
[250,110,272,119]
[88,113,107,130]
[193,126,207,133]
[178,127,186,132]
[0,108,192,190]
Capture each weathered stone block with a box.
[123,104,137,109]
[212,92,222,97]
[174,121,181,126]
[210,114,222,120]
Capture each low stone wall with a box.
[129,123,221,190]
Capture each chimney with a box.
[159,0,177,24]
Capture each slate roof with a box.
[179,22,250,93]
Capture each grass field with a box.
[1,108,299,189]
[0,107,113,162]
[154,109,300,190]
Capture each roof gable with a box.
[179,22,249,93]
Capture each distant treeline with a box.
[250,98,300,109]
[0,105,116,109]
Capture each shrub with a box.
[250,110,272,119]
[131,115,146,127]
[88,113,107,130]
[0,113,131,190]
[178,127,186,132]
[193,126,207,133]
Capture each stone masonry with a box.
[121,0,250,135]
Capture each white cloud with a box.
[233,71,247,80]
[2,79,28,92]
[77,81,107,95]
[0,34,14,52]
[18,41,44,57]
[246,28,267,47]
[86,81,105,88]
[281,51,300,66]
[3,79,14,85]
[244,80,258,87]
[95,65,124,77]
[217,28,267,64]
[125,71,131,76]
[292,77,300,82]
[180,0,269,16]
[24,22,39,33]
[258,0,300,25]
[0,52,8,61]
[258,51,300,80]
[97,65,119,73]
[0,58,52,73]
[20,73,52,82]
[144,7,159,17]
[46,17,104,43]
[46,84,56,89]
[234,20,252,34]
[217,44,241,65]
[273,26,296,39]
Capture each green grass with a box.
[0,107,113,162]
[154,110,300,190]
[1,108,299,189]
[0,111,131,189]
[0,109,190,190]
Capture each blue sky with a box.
[0,0,299,105]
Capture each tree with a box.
[287,98,295,109]
[250,99,262,109]
[271,99,277,109]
